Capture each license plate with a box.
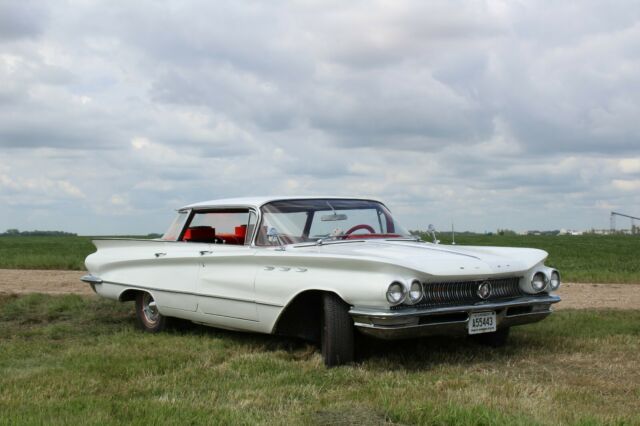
[468,311,497,335]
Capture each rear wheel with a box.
[321,293,354,367]
[135,292,168,332]
[472,327,510,347]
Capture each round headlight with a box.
[550,271,561,291]
[407,280,423,304]
[386,282,406,305]
[531,272,548,292]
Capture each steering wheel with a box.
[344,224,376,235]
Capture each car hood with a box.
[292,239,547,277]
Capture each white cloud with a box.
[57,180,85,198]
[613,179,640,192]
[620,158,640,174]
[110,194,127,206]
[0,0,639,234]
[0,173,84,202]
[131,137,151,150]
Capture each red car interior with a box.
[183,226,216,242]
[183,225,248,245]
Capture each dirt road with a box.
[0,269,638,309]
[0,269,94,296]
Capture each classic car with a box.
[82,196,561,366]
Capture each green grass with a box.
[0,234,639,282]
[0,236,95,270]
[436,234,640,283]
[0,294,639,425]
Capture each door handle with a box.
[154,252,167,258]
[199,250,213,255]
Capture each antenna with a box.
[451,223,456,245]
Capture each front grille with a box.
[396,276,525,310]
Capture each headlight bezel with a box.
[531,271,548,292]
[549,270,561,291]
[386,281,407,306]
[406,280,424,305]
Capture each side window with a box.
[161,210,190,241]
[183,209,253,245]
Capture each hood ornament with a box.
[427,224,440,244]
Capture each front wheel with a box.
[321,293,355,367]
[135,292,169,332]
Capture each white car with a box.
[83,196,561,366]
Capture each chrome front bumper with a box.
[349,295,561,340]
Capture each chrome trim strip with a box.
[81,274,103,284]
[349,295,561,318]
[100,279,284,308]
[195,312,259,323]
[354,318,468,330]
[504,310,552,319]
[353,310,553,340]
[352,308,553,330]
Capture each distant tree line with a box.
[1,229,77,237]
[523,230,561,236]
[410,228,565,238]
[411,227,638,238]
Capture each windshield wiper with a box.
[315,235,346,245]
[314,235,420,245]
[387,236,421,242]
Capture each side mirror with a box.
[267,227,286,250]
[267,227,279,243]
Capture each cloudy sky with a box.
[1,0,639,235]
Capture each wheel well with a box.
[273,290,345,343]
[119,289,144,302]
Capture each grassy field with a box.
[435,234,640,283]
[1,234,639,283]
[0,236,95,271]
[0,294,638,425]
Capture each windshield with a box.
[256,199,411,246]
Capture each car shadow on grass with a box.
[168,318,310,352]
[354,334,537,370]
[164,319,550,370]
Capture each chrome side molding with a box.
[81,274,103,284]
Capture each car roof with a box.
[180,196,383,210]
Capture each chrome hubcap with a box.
[142,294,159,324]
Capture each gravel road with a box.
[0,269,638,309]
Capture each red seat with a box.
[183,226,216,242]
[235,225,247,241]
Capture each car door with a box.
[197,244,259,321]
[187,208,260,322]
[140,240,200,312]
